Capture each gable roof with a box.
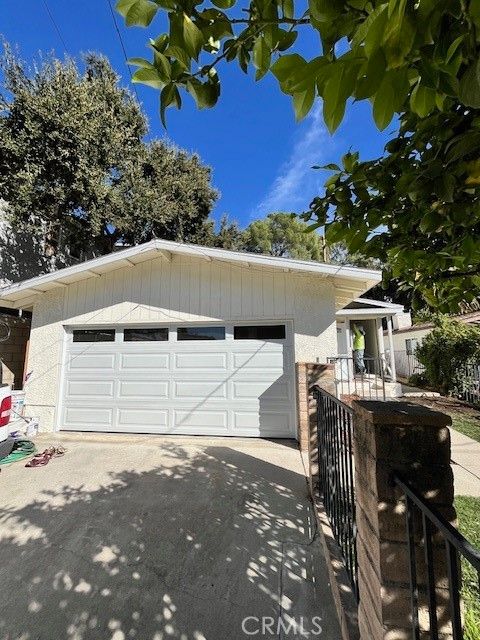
[0,238,381,311]
[391,310,480,334]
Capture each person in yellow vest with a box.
[352,323,366,374]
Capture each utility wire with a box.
[106,0,141,102]
[41,0,70,55]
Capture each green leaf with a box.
[160,83,176,127]
[355,49,386,100]
[187,80,219,109]
[322,61,358,133]
[278,30,298,51]
[149,34,169,52]
[116,0,158,27]
[315,163,341,171]
[211,0,236,7]
[182,14,204,60]
[308,0,343,23]
[253,36,271,80]
[372,73,396,129]
[132,67,164,88]
[271,54,306,85]
[459,58,480,108]
[128,57,155,69]
[410,83,436,117]
[342,151,359,173]
[153,52,171,82]
[293,85,315,121]
[446,35,465,64]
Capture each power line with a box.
[106,0,141,102]
[41,0,70,55]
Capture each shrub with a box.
[408,373,428,388]
[415,317,480,395]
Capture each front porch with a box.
[333,298,404,400]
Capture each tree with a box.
[242,212,325,260]
[416,316,480,394]
[0,47,217,260]
[118,0,480,309]
[194,214,244,249]
[307,109,480,312]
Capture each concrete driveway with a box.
[0,434,341,640]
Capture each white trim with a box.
[0,239,381,303]
[336,308,398,319]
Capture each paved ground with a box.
[450,429,480,497]
[0,434,340,640]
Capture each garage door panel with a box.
[175,352,228,370]
[174,380,227,399]
[66,380,114,398]
[61,323,295,437]
[231,377,291,401]
[68,353,115,371]
[174,410,228,429]
[234,410,292,431]
[64,407,113,427]
[118,408,169,429]
[120,353,170,371]
[119,380,169,399]
[233,351,284,370]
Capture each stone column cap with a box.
[352,400,452,427]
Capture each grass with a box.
[451,413,480,444]
[455,495,480,639]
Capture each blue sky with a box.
[2,0,393,229]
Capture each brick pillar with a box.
[296,363,335,494]
[351,400,455,640]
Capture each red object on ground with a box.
[0,394,11,427]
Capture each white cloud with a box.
[252,103,335,217]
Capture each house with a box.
[0,239,381,438]
[334,297,406,397]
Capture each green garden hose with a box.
[0,440,36,465]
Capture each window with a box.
[72,329,115,343]
[124,328,169,342]
[405,338,418,355]
[177,326,225,341]
[234,325,286,340]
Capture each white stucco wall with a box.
[390,327,432,353]
[25,254,338,431]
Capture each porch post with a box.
[386,315,397,382]
[375,318,385,362]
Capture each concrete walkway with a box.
[450,428,480,497]
[0,434,341,639]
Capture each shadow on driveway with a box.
[0,437,340,639]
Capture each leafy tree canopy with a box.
[242,211,325,260]
[118,0,480,310]
[0,47,218,258]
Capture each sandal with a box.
[25,447,55,468]
[53,446,66,457]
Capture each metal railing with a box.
[313,386,358,600]
[458,362,480,406]
[394,350,426,379]
[392,473,480,639]
[328,355,387,400]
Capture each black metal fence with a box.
[312,386,358,599]
[392,473,480,640]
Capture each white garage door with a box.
[59,323,296,437]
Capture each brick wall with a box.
[0,314,31,389]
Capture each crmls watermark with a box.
[241,616,323,636]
